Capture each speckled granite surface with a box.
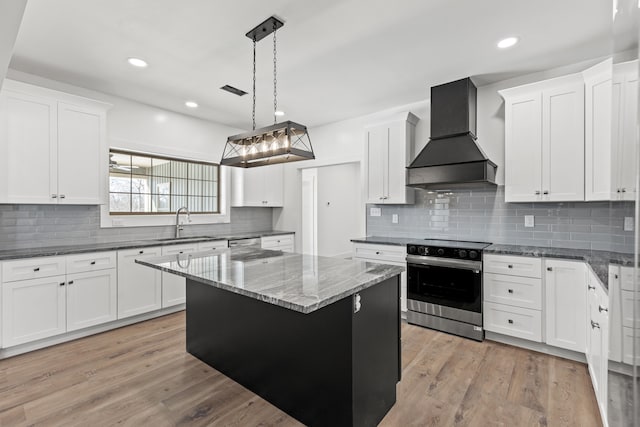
[0,230,294,260]
[351,236,635,290]
[136,247,404,314]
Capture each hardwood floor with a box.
[0,312,601,426]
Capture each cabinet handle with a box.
[179,251,184,254]
[59,282,65,286]
[599,305,608,313]
[139,250,144,254]
[375,251,381,255]
[535,191,541,195]
[590,320,600,329]
[508,319,514,324]
[622,188,627,193]
[59,194,66,199]
[546,267,552,272]
[507,264,513,269]
[68,280,74,285]
[588,284,596,291]
[90,261,96,265]
[617,189,622,193]
[615,274,619,279]
[51,194,57,199]
[508,289,514,294]
[33,267,40,272]
[543,191,549,195]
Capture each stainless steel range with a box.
[406,239,491,341]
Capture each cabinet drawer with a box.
[484,302,542,342]
[483,254,542,278]
[261,234,294,248]
[353,243,406,263]
[2,256,66,282]
[197,240,228,251]
[484,273,542,310]
[161,244,198,256]
[66,251,116,274]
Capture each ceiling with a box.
[10,0,614,129]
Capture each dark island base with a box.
[186,276,401,427]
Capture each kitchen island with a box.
[136,247,403,427]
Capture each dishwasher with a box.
[228,238,261,249]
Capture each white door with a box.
[504,93,542,202]
[117,247,162,319]
[0,90,58,204]
[542,83,585,201]
[2,275,67,347]
[161,244,197,307]
[66,269,117,331]
[57,102,104,205]
[544,260,587,352]
[366,126,387,203]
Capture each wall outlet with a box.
[524,215,535,228]
[624,216,634,232]
[392,214,399,224]
[370,207,381,217]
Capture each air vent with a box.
[220,85,248,96]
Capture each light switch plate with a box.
[524,215,535,228]
[392,214,399,224]
[370,207,381,217]
[624,216,634,231]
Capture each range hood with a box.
[407,77,497,189]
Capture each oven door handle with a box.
[406,255,482,272]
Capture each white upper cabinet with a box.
[0,79,110,205]
[231,163,284,207]
[583,59,613,201]
[500,74,584,202]
[612,60,638,201]
[365,112,418,204]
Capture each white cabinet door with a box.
[117,247,162,319]
[161,244,197,308]
[620,70,638,201]
[544,259,586,352]
[583,60,613,201]
[66,269,117,331]
[541,82,584,201]
[2,275,66,347]
[0,89,57,204]
[366,125,387,203]
[586,281,603,402]
[263,164,284,206]
[609,265,623,362]
[503,92,542,202]
[231,164,284,207]
[57,102,105,205]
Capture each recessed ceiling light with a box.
[274,110,285,116]
[185,101,198,108]
[127,57,148,68]
[497,37,519,49]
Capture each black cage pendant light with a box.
[221,16,315,168]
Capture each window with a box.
[109,150,219,214]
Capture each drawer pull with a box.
[508,319,514,324]
[590,320,600,329]
[179,251,184,254]
[615,274,619,279]
[90,261,96,265]
[59,282,65,286]
[376,251,381,255]
[543,190,549,195]
[139,250,144,254]
[33,267,40,272]
[68,280,74,285]
[588,284,596,291]
[507,265,513,269]
[599,305,608,313]
[51,194,57,198]
[546,267,553,272]
[508,289,513,294]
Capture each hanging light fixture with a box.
[221,16,315,168]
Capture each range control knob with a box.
[408,245,417,254]
[458,250,467,259]
[418,246,428,255]
[469,250,478,259]
[437,248,445,256]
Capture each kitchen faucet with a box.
[175,206,191,238]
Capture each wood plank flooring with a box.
[0,312,601,426]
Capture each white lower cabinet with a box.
[352,243,407,313]
[544,259,587,352]
[161,244,198,308]
[586,269,608,425]
[117,247,162,319]
[66,269,117,332]
[1,275,67,347]
[484,302,542,341]
[261,234,295,253]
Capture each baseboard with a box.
[0,304,185,360]
[485,331,587,363]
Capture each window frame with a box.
[108,149,221,215]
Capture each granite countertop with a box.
[351,236,635,290]
[0,230,294,261]
[136,247,404,314]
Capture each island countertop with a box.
[136,247,404,314]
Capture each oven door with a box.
[406,255,482,313]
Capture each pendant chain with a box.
[252,38,256,131]
[273,23,278,124]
